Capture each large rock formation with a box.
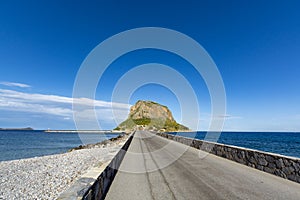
[115,100,189,132]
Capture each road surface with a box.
[105,131,300,200]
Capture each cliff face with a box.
[115,100,189,132]
[129,100,174,121]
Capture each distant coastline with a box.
[0,127,33,131]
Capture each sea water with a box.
[0,130,118,161]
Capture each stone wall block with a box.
[287,174,297,182]
[265,155,275,163]
[245,151,254,160]
[274,169,287,179]
[283,167,292,175]
[257,156,268,166]
[292,161,300,172]
[275,159,284,169]
[247,163,256,168]
[257,165,264,171]
[268,162,276,169]
[284,159,291,166]
[296,176,300,183]
[192,140,201,149]
[240,151,246,159]
[264,167,275,174]
[248,156,256,164]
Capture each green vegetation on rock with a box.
[115,100,189,132]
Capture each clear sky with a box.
[0,0,299,131]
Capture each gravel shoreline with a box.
[0,135,128,200]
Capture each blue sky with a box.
[0,0,300,131]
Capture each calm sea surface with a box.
[169,131,300,158]
[0,130,119,161]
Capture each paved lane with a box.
[105,131,300,200]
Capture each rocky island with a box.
[115,100,189,132]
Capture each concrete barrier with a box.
[58,133,134,200]
[157,132,300,184]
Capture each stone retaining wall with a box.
[58,133,134,200]
[157,132,300,184]
[82,134,134,200]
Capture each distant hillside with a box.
[115,100,189,132]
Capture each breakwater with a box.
[157,132,300,184]
[44,130,124,133]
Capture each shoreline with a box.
[67,134,126,151]
[0,134,129,200]
[0,133,125,162]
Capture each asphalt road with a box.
[105,131,300,200]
